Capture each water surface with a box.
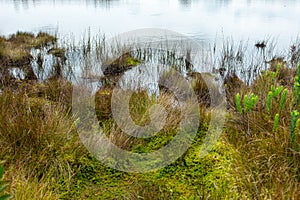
[1,0,300,49]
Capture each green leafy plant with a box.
[290,64,300,146]
[273,113,280,132]
[274,63,282,77]
[235,93,258,114]
[271,85,284,101]
[264,84,288,132]
[243,93,259,113]
[235,93,259,135]
[279,88,288,111]
[266,91,273,112]
[0,164,11,200]
[235,93,242,114]
[292,64,300,108]
[290,110,299,144]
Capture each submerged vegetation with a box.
[0,31,299,199]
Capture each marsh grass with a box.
[1,31,300,199]
[95,88,185,152]
[6,167,59,200]
[0,85,79,197]
[226,64,300,199]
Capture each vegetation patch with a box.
[0,31,300,199]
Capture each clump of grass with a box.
[0,89,75,180]
[102,52,141,76]
[187,72,211,107]
[15,78,73,112]
[47,47,66,59]
[94,87,183,152]
[5,167,58,200]
[7,32,56,49]
[0,31,68,89]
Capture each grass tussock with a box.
[95,88,184,152]
[5,167,59,200]
[0,90,75,176]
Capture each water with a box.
[1,0,300,49]
[1,0,300,87]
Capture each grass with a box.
[225,63,300,199]
[0,31,300,199]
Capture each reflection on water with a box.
[9,0,120,10]
[1,0,300,50]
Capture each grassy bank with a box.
[0,32,299,199]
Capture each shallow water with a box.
[1,0,300,49]
[1,0,300,88]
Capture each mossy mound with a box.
[102,52,141,76]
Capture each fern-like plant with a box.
[235,93,258,114]
[279,88,288,111]
[290,110,299,144]
[235,93,242,114]
[243,93,259,113]
[290,64,300,146]
[266,91,273,112]
[292,64,300,108]
[273,113,280,132]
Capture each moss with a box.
[103,52,141,76]
[125,56,140,66]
